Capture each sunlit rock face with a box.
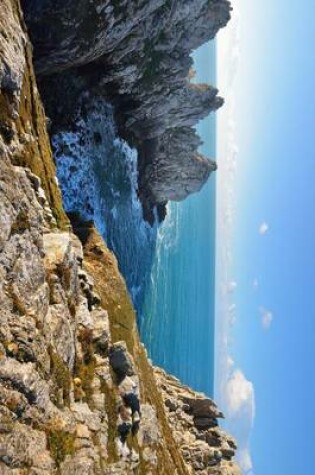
[23,0,231,75]
[155,368,240,475]
[0,1,240,474]
[23,0,231,214]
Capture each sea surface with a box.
[140,42,217,397]
[53,101,157,314]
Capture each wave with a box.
[53,98,157,312]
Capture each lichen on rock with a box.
[0,1,239,474]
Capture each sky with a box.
[215,1,315,474]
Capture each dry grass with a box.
[0,0,69,229]
[72,219,191,475]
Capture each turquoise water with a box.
[140,42,217,397]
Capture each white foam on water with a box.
[53,99,157,311]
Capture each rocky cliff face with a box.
[22,0,231,218]
[0,1,239,474]
[155,369,241,475]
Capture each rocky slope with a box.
[0,1,239,474]
[22,0,232,219]
[155,369,241,475]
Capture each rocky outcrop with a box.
[155,368,241,475]
[0,0,68,229]
[22,1,230,76]
[22,0,232,215]
[140,126,218,204]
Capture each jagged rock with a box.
[109,341,135,378]
[44,304,76,370]
[23,1,231,75]
[0,0,26,93]
[43,233,72,269]
[184,397,224,419]
[90,308,111,355]
[23,0,232,211]
[141,126,218,204]
[194,416,218,431]
[138,404,160,447]
[0,359,50,408]
[117,409,132,441]
[118,375,140,415]
[211,461,242,475]
[0,423,55,472]
[155,367,238,473]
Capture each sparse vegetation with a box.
[47,429,76,467]
[48,346,71,408]
[74,327,97,405]
[72,220,191,474]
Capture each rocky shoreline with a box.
[0,1,239,474]
[23,0,232,220]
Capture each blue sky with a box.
[216,0,315,473]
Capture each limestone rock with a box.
[155,367,239,474]
[23,0,232,211]
[141,126,218,204]
[0,0,26,93]
[90,309,111,355]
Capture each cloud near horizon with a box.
[217,6,256,473]
[224,368,256,474]
[260,307,273,330]
[225,369,256,420]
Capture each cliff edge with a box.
[0,1,239,474]
[22,0,232,219]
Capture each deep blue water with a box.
[140,42,217,397]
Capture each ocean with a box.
[140,41,217,397]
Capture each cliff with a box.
[0,1,239,474]
[22,0,231,219]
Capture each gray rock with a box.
[138,404,160,447]
[0,0,26,93]
[154,367,239,473]
[109,342,135,378]
[24,0,231,210]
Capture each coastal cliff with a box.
[22,0,231,219]
[0,1,239,474]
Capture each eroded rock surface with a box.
[155,368,241,475]
[22,0,232,214]
[0,1,239,474]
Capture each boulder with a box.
[109,341,135,378]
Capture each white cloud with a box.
[227,303,237,327]
[238,448,253,473]
[223,369,256,475]
[252,278,259,290]
[218,5,241,90]
[225,370,256,418]
[216,7,256,473]
[260,307,273,330]
[228,280,238,293]
[227,356,235,369]
[259,222,269,235]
